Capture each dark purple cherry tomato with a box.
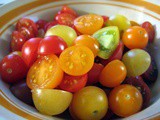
[141,56,158,84]
[10,80,33,106]
[141,21,155,43]
[36,19,48,30]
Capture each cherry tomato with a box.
[100,41,124,66]
[122,49,151,77]
[99,60,127,87]
[55,13,76,27]
[124,76,151,109]
[32,89,72,115]
[44,21,58,32]
[60,5,77,17]
[72,25,81,36]
[141,21,155,43]
[102,15,109,27]
[10,80,33,106]
[27,54,63,89]
[0,53,28,83]
[36,19,48,30]
[45,25,77,46]
[16,18,38,36]
[19,27,35,40]
[22,38,42,67]
[74,14,104,35]
[74,35,99,57]
[59,74,88,93]
[10,31,27,51]
[109,84,143,117]
[122,26,148,49]
[70,86,108,120]
[106,14,131,33]
[93,26,119,59]
[130,21,140,26]
[59,45,94,76]
[87,63,104,85]
[38,36,67,56]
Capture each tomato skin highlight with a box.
[10,31,27,52]
[122,26,148,49]
[60,5,77,17]
[99,60,127,87]
[109,84,143,117]
[100,41,124,66]
[74,35,99,57]
[38,36,67,56]
[59,74,88,93]
[0,53,28,83]
[22,38,42,67]
[27,54,63,89]
[16,18,38,36]
[74,14,104,35]
[55,13,76,27]
[141,21,155,43]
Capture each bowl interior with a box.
[0,0,160,120]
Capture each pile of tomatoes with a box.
[0,5,158,120]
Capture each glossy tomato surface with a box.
[38,36,67,56]
[71,86,108,120]
[59,74,88,93]
[0,53,28,83]
[109,84,143,117]
[74,14,103,35]
[59,45,94,76]
[22,38,42,67]
[10,31,27,52]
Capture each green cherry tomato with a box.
[106,14,131,33]
[93,26,119,59]
[45,25,77,46]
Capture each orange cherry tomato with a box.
[74,14,103,35]
[59,45,94,76]
[109,84,143,117]
[27,54,63,89]
[122,26,148,49]
[74,35,99,57]
[99,60,127,87]
[130,21,140,26]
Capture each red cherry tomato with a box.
[87,63,104,85]
[10,31,27,52]
[100,42,124,66]
[141,21,155,43]
[44,21,57,32]
[19,27,35,40]
[22,38,42,67]
[55,13,76,27]
[36,19,48,30]
[16,18,38,36]
[59,74,88,93]
[0,53,28,83]
[102,15,109,27]
[38,36,67,56]
[60,5,77,17]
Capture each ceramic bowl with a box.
[0,0,160,120]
